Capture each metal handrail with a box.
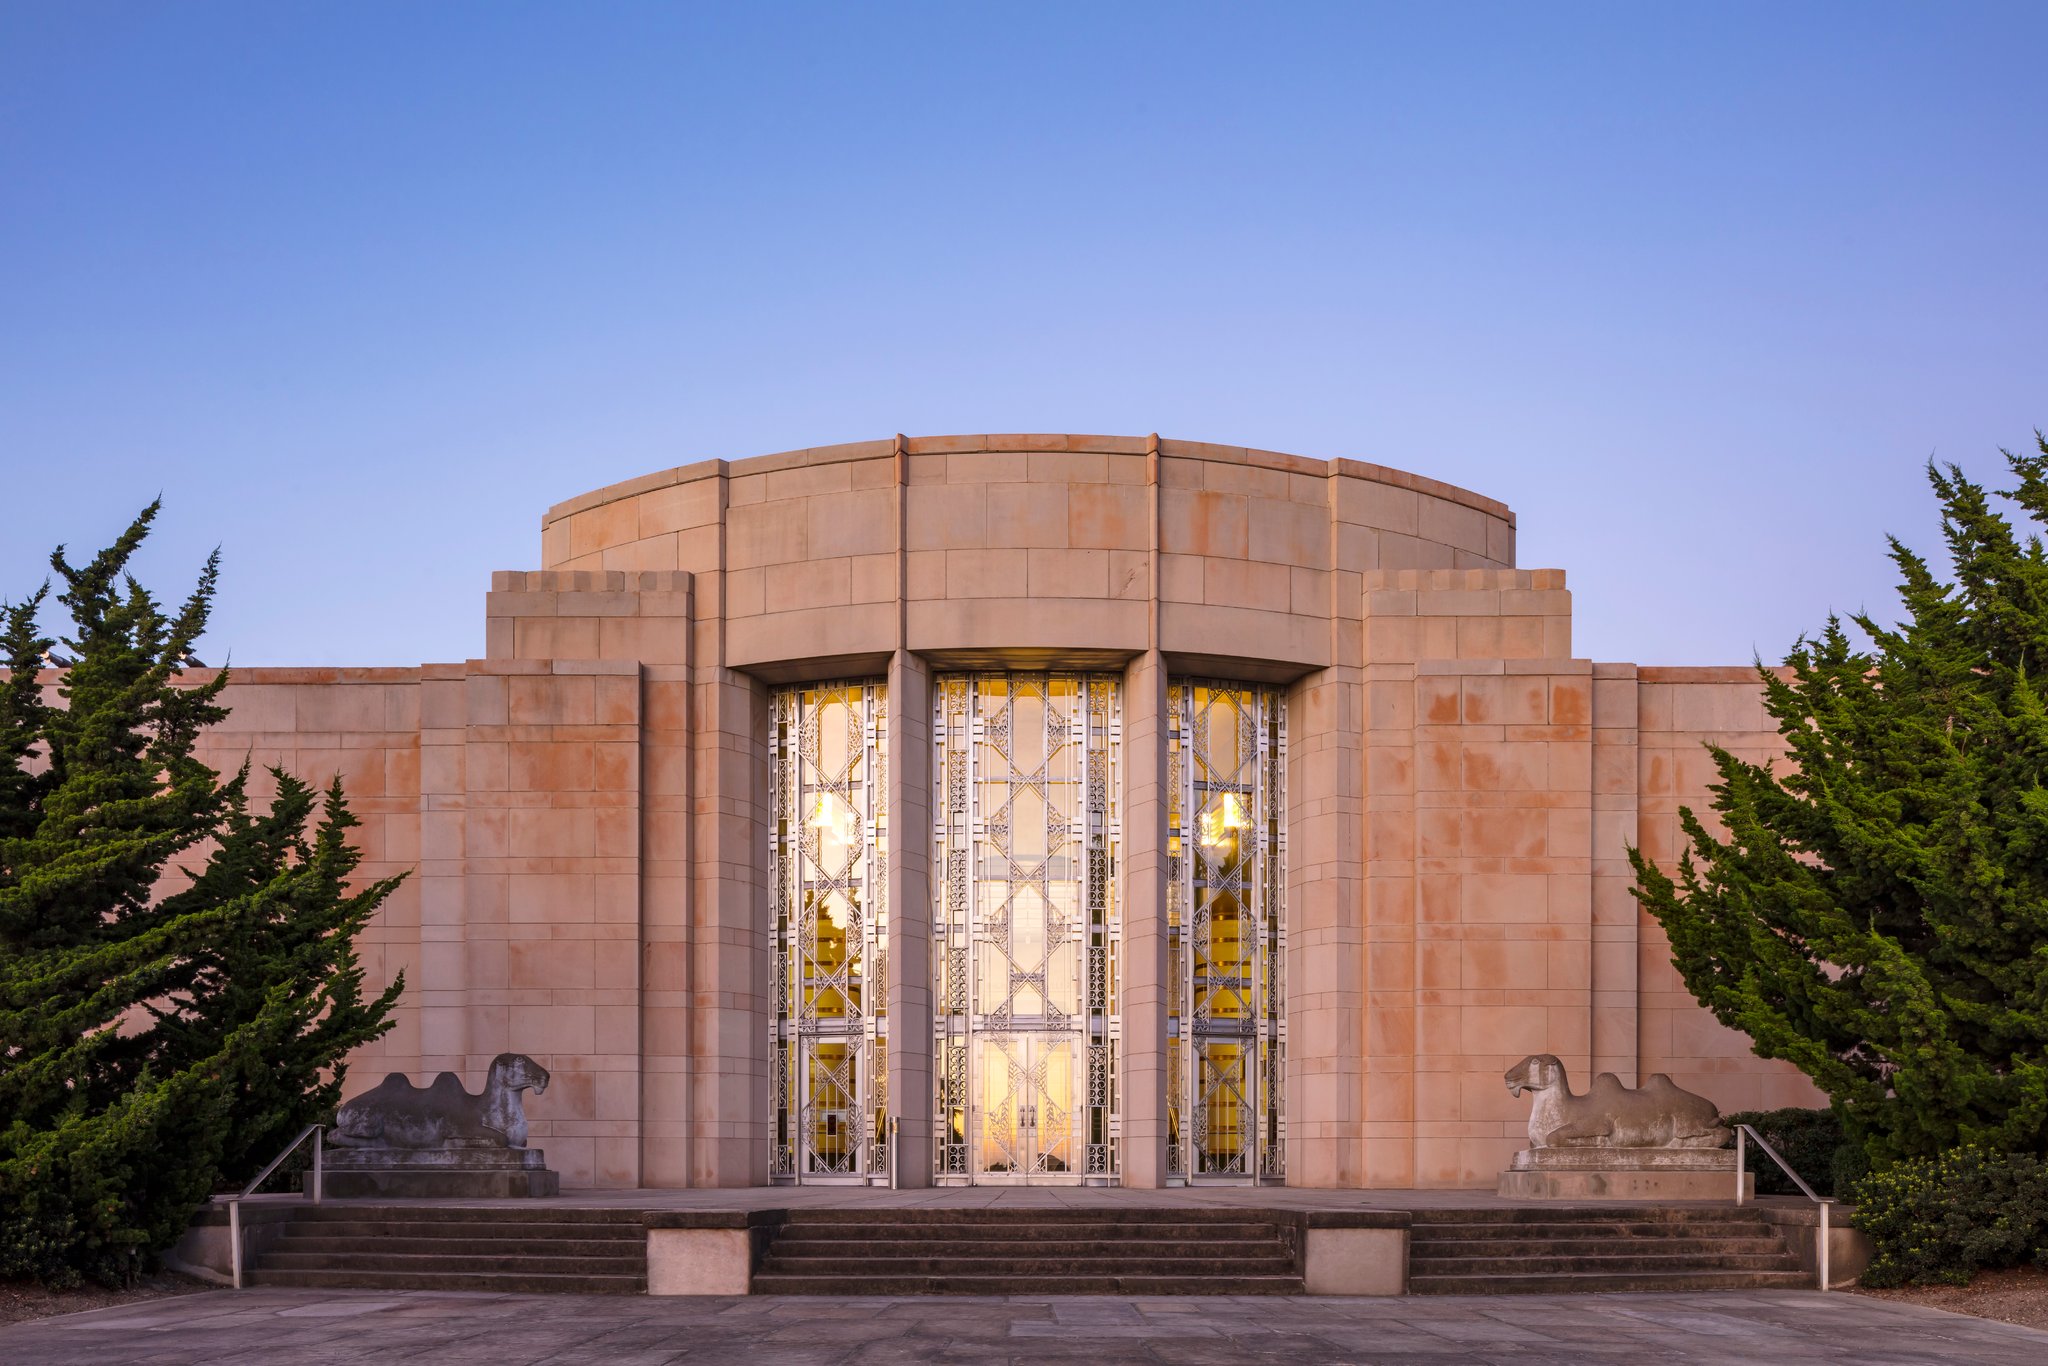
[225,1123,325,1290]
[1734,1122,1834,1291]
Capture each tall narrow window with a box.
[933,672,1121,1184]
[1167,680,1285,1182]
[770,680,888,1183]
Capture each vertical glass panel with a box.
[977,1037,1022,1174]
[770,680,888,1184]
[807,1041,855,1175]
[1036,1037,1075,1174]
[934,672,1120,1183]
[1168,680,1285,1182]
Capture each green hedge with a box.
[1852,1146,2048,1286]
[1723,1107,1850,1197]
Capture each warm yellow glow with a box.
[1198,791,1252,849]
[808,792,857,847]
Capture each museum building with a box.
[186,434,1820,1192]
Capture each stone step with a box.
[761,1254,1299,1277]
[245,1268,646,1294]
[1411,1206,1763,1225]
[248,1204,652,1296]
[766,1221,1285,1242]
[1411,1220,1776,1242]
[1410,1252,1803,1276]
[1403,1205,1806,1294]
[750,1206,1304,1296]
[1409,1269,1816,1295]
[273,1219,644,1241]
[766,1236,1289,1258]
[273,1233,645,1257]
[260,1250,646,1276]
[749,1273,1306,1296]
[1406,1235,1790,1258]
[772,1208,1293,1226]
[291,1204,643,1225]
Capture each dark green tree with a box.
[148,771,404,1181]
[1630,436,2048,1169]
[0,504,403,1285]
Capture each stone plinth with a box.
[1497,1147,1751,1200]
[323,1145,560,1198]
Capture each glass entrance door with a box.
[972,1033,1080,1178]
[934,673,1121,1185]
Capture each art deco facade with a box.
[185,434,1820,1189]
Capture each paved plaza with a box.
[6,1287,2046,1365]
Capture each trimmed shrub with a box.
[1724,1107,1845,1197]
[1830,1138,1871,1200]
[1851,1146,2048,1286]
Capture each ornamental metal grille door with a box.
[933,673,1121,1184]
[1167,680,1285,1182]
[770,681,889,1184]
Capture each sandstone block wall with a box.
[171,669,424,1076]
[155,434,1817,1190]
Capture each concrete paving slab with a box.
[5,1286,2047,1364]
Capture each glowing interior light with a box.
[1198,792,1252,849]
[807,793,857,846]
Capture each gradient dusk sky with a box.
[3,2,2044,668]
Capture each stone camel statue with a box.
[331,1053,550,1149]
[1504,1053,1729,1150]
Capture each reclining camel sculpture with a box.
[1504,1053,1729,1150]
[332,1052,550,1149]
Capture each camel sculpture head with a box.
[490,1052,550,1097]
[1504,1053,1567,1098]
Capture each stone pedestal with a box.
[1497,1147,1750,1200]
[323,1145,560,1198]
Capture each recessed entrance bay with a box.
[770,670,1285,1187]
[770,681,888,1184]
[1170,680,1286,1182]
[935,672,1121,1184]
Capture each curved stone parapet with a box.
[534,434,1517,682]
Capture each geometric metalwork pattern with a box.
[1166,680,1284,1182]
[770,680,889,1184]
[933,673,1121,1184]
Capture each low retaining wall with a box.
[1753,1203,1874,1288]
[166,1198,307,1285]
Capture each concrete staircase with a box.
[1407,1206,1811,1294]
[244,1205,647,1294]
[751,1208,1306,1294]
[233,1201,1816,1298]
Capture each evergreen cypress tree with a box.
[0,505,403,1285]
[148,771,404,1181]
[1631,437,2048,1169]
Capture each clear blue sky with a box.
[3,2,2043,667]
